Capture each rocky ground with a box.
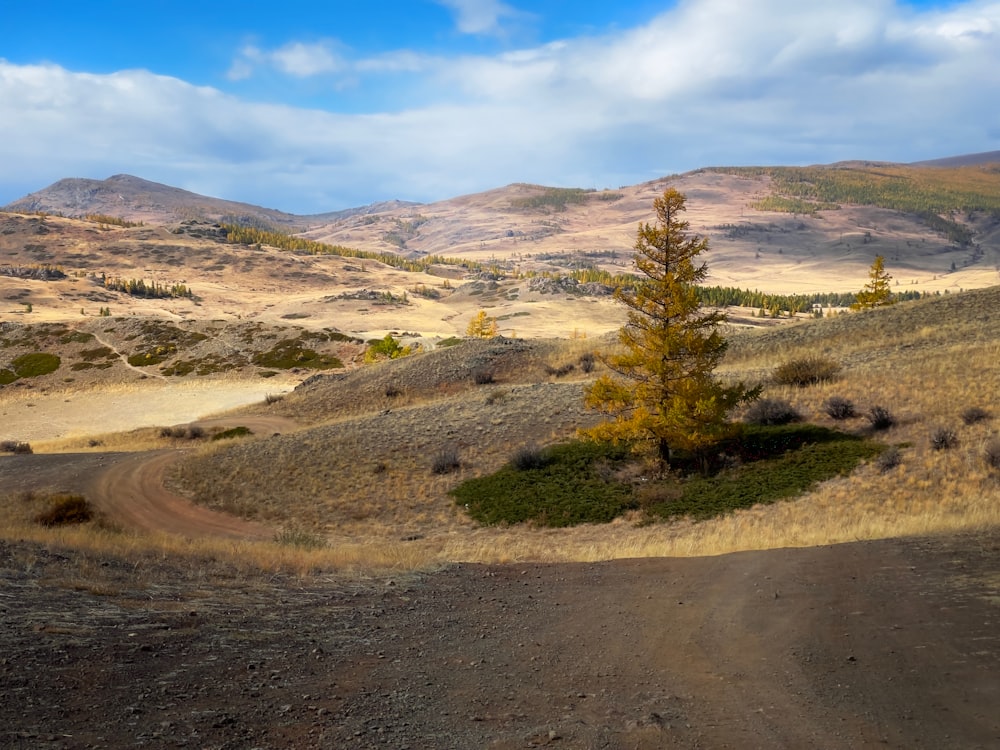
[2,529,998,749]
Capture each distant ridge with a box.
[3,174,307,228]
[910,151,1000,168]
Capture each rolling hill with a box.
[5,154,1000,298]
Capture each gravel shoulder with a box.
[2,530,997,749]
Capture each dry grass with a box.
[4,289,1000,575]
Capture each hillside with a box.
[5,155,1000,297]
[4,174,306,229]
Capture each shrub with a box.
[34,494,93,526]
[511,443,547,471]
[876,446,903,472]
[962,407,991,425]
[160,425,204,439]
[824,396,856,420]
[866,405,895,431]
[930,426,958,451]
[545,363,575,378]
[0,440,32,454]
[211,426,253,441]
[432,446,461,474]
[772,356,840,387]
[744,398,802,426]
[472,368,495,385]
[983,437,1000,471]
[578,352,596,373]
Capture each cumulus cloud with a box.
[1,1,998,212]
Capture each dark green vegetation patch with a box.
[6,352,62,379]
[211,426,253,441]
[454,425,883,527]
[453,441,636,527]
[252,338,343,370]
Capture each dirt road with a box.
[2,530,998,749]
[1,414,297,539]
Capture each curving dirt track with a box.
[1,415,298,540]
[82,450,271,540]
[84,414,301,538]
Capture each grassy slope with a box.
[161,287,1000,565]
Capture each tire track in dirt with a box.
[84,450,270,539]
[82,415,298,540]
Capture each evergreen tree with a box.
[852,255,895,309]
[584,189,758,470]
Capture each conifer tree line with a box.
[102,276,193,299]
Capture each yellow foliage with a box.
[466,310,498,338]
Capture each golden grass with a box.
[4,290,1000,576]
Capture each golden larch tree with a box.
[584,189,758,470]
[466,309,498,338]
[852,255,895,310]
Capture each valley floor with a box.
[2,530,998,749]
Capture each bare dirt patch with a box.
[2,530,997,749]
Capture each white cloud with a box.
[271,42,343,77]
[436,0,520,35]
[1,1,999,212]
[227,41,344,80]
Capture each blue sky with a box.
[1,0,996,213]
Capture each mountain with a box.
[909,150,1000,168]
[3,174,308,229]
[4,154,1000,296]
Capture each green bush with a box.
[649,429,883,521]
[253,340,343,370]
[454,425,883,527]
[772,356,840,387]
[452,441,635,527]
[11,352,61,378]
